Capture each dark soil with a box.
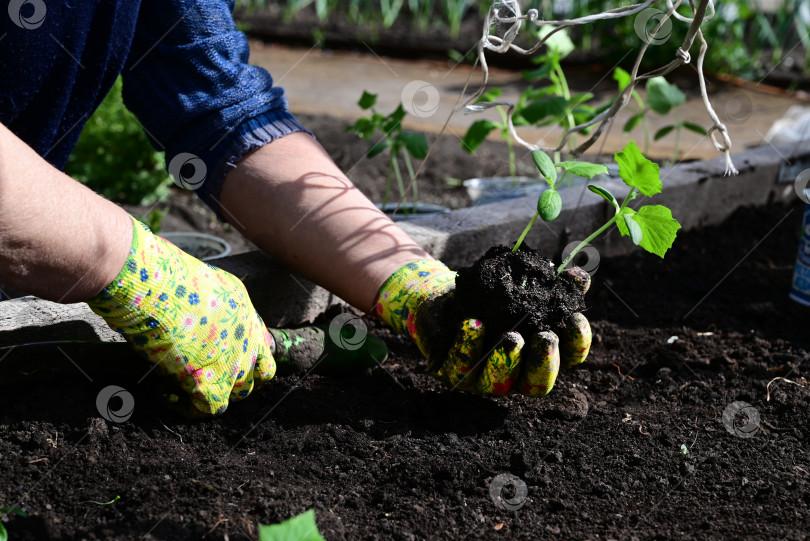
[454,244,586,338]
[2,188,809,539]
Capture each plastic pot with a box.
[160,232,232,261]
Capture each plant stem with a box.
[391,153,408,214]
[402,148,417,209]
[513,212,539,253]
[383,155,393,208]
[556,187,638,274]
[556,215,615,274]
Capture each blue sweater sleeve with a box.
[122,0,311,218]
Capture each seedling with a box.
[347,91,429,211]
[646,77,707,164]
[259,509,325,541]
[521,27,606,157]
[0,507,27,541]
[677,444,689,458]
[461,88,520,180]
[512,141,681,276]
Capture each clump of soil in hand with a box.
[454,244,586,340]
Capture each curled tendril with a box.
[460,0,737,173]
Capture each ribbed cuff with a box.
[193,110,313,221]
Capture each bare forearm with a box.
[0,122,131,302]
[219,132,431,310]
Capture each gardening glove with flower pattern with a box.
[87,216,275,417]
[375,259,592,397]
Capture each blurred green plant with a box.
[66,77,171,206]
[346,91,429,210]
[646,76,707,164]
[0,507,27,541]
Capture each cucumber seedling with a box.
[512,140,682,275]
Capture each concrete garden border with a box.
[1,142,807,347]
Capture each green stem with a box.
[553,169,570,190]
[557,215,616,274]
[556,187,638,275]
[513,212,539,253]
[391,152,408,215]
[383,155,393,208]
[402,148,417,209]
[673,113,681,165]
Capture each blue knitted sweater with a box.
[0,0,308,216]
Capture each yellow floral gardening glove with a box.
[88,216,275,417]
[375,259,592,397]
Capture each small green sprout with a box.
[0,507,27,541]
[678,444,689,458]
[81,495,121,506]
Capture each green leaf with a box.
[622,213,643,245]
[532,150,556,184]
[568,92,594,108]
[258,509,326,541]
[537,189,562,221]
[367,139,390,158]
[625,205,681,258]
[522,64,552,81]
[0,508,26,541]
[623,111,645,133]
[382,105,406,133]
[398,131,428,159]
[682,121,708,135]
[613,66,631,90]
[358,91,377,110]
[646,77,686,115]
[588,183,619,211]
[520,97,568,124]
[615,141,661,196]
[653,125,675,141]
[557,161,609,179]
[461,120,497,153]
[538,26,575,58]
[346,117,377,139]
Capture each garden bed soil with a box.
[1,195,808,539]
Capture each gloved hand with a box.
[375,259,592,396]
[88,216,275,417]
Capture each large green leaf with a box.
[258,509,325,541]
[461,120,497,153]
[646,77,686,115]
[358,90,377,110]
[398,131,428,160]
[520,97,567,124]
[614,141,661,196]
[616,205,681,258]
